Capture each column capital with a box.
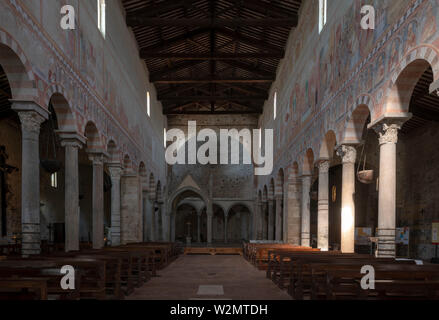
[373,122,401,145]
[317,160,330,173]
[11,100,49,120]
[57,131,86,149]
[336,145,357,164]
[107,164,123,179]
[17,111,46,134]
[88,152,107,165]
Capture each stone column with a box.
[262,201,268,240]
[156,202,163,241]
[224,213,228,243]
[149,196,156,241]
[268,199,275,240]
[58,133,85,252]
[374,122,402,258]
[197,213,201,242]
[275,195,283,241]
[257,201,264,240]
[108,163,122,246]
[207,203,213,244]
[162,212,170,242]
[89,153,105,249]
[142,191,149,241]
[301,175,312,247]
[337,145,357,253]
[14,105,48,256]
[317,160,330,251]
[241,213,248,240]
[286,177,301,245]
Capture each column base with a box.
[301,232,310,247]
[21,223,41,256]
[376,228,396,258]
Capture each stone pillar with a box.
[14,105,48,256]
[268,199,275,240]
[241,213,248,240]
[301,175,312,247]
[108,163,122,246]
[224,213,228,243]
[197,213,201,242]
[58,133,85,252]
[257,201,264,240]
[374,122,402,258]
[337,145,357,253]
[157,203,164,241]
[89,153,105,249]
[162,212,170,242]
[317,160,330,251]
[142,191,149,241]
[207,203,213,244]
[286,177,301,245]
[149,197,156,241]
[275,195,283,241]
[262,201,268,240]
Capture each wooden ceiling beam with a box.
[140,28,211,53]
[164,110,262,115]
[215,28,285,54]
[159,95,268,102]
[140,52,284,60]
[149,60,206,80]
[126,0,197,19]
[127,17,298,28]
[153,78,274,84]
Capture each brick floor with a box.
[128,255,292,300]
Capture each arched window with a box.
[97,0,106,38]
[147,91,151,117]
[319,0,327,34]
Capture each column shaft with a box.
[18,111,46,256]
[108,165,122,246]
[301,175,312,247]
[197,214,201,242]
[286,178,301,245]
[317,161,330,251]
[337,145,357,253]
[91,156,104,249]
[275,196,283,241]
[268,200,275,240]
[64,143,80,251]
[375,123,401,258]
[224,215,228,243]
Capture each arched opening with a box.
[0,48,29,244]
[77,121,106,246]
[396,63,439,259]
[227,204,252,243]
[170,188,206,244]
[175,203,198,242]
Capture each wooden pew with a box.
[247,244,320,270]
[320,265,439,300]
[281,255,417,300]
[38,252,124,300]
[0,278,48,300]
[0,260,82,300]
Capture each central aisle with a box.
[128,255,292,300]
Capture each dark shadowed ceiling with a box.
[121,0,302,115]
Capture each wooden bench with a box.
[0,277,48,300]
[275,255,418,300]
[321,265,439,300]
[0,260,82,300]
